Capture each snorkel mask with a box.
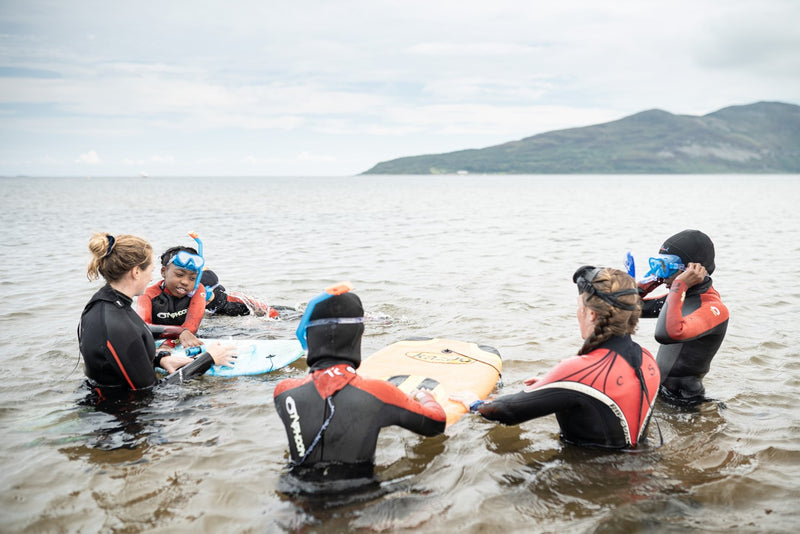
[644,254,684,280]
[573,265,638,311]
[166,232,206,293]
[296,281,361,350]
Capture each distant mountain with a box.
[362,101,800,174]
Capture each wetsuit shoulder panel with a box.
[655,281,729,343]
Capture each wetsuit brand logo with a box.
[405,351,472,364]
[156,310,189,320]
[285,396,305,457]
[710,306,720,316]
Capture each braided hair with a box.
[578,268,641,355]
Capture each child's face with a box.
[161,264,199,297]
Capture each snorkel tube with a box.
[187,231,204,293]
[624,251,636,279]
[188,231,204,258]
[296,281,355,350]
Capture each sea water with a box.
[1,174,798,532]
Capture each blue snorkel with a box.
[187,231,205,294]
[624,251,636,279]
[296,282,355,350]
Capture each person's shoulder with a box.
[142,282,163,298]
[352,373,408,401]
[274,374,313,397]
[87,285,129,310]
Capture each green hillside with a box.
[362,102,800,174]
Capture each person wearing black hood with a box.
[638,229,729,403]
[273,283,446,482]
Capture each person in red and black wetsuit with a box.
[453,267,660,449]
[273,284,446,484]
[136,246,208,350]
[78,233,235,391]
[200,270,279,319]
[638,229,729,404]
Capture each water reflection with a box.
[57,383,181,466]
[275,433,448,530]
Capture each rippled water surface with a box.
[1,175,798,532]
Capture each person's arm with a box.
[147,324,186,339]
[162,352,214,384]
[135,286,155,324]
[473,387,574,425]
[640,294,666,318]
[173,285,207,347]
[370,380,446,436]
[180,285,207,334]
[103,306,159,390]
[654,279,729,343]
[161,342,236,384]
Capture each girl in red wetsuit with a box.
[136,245,208,349]
[638,229,729,403]
[453,267,660,449]
[274,284,446,484]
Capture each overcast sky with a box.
[1,0,798,176]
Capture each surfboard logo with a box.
[405,351,472,364]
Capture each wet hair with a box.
[578,268,641,355]
[87,233,152,283]
[160,246,199,267]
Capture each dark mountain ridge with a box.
[362,101,800,174]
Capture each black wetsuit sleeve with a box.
[380,401,446,437]
[478,386,628,447]
[477,388,577,425]
[161,352,214,385]
[640,295,666,318]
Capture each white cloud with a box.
[75,150,100,164]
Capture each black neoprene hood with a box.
[306,292,365,369]
[659,229,716,274]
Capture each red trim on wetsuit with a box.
[661,280,729,341]
[106,340,136,390]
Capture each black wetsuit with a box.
[640,277,729,401]
[274,362,446,478]
[78,284,214,390]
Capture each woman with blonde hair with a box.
[453,266,660,449]
[79,232,234,390]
